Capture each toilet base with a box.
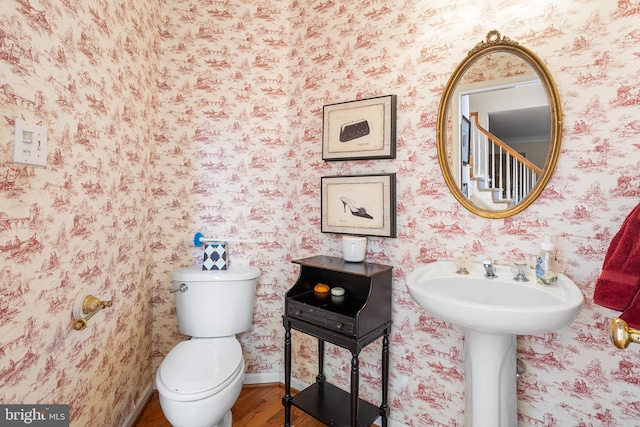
[217,411,231,427]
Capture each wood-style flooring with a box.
[133,383,360,427]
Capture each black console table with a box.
[282,255,393,427]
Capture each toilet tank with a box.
[171,265,261,337]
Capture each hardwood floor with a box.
[133,383,334,427]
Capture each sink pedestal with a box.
[464,329,517,427]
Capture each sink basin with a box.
[405,260,584,335]
[405,260,584,427]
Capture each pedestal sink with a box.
[405,260,584,427]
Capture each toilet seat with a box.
[157,337,243,402]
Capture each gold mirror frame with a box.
[437,31,562,219]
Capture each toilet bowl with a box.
[156,265,260,427]
[156,338,244,427]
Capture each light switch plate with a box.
[13,118,47,167]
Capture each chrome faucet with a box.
[483,260,497,278]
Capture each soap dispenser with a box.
[536,233,558,285]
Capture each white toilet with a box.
[156,265,261,427]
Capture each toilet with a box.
[156,265,261,427]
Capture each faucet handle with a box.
[511,262,529,281]
[455,256,469,274]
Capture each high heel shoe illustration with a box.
[340,197,373,219]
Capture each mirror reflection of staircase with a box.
[468,112,542,209]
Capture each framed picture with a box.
[322,95,397,161]
[321,173,396,238]
[461,115,471,165]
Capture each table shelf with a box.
[292,382,380,427]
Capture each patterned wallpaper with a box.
[2,0,640,426]
[0,0,161,425]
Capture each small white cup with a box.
[342,235,367,262]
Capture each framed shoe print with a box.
[322,95,397,161]
[321,173,396,237]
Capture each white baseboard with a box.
[243,371,281,384]
[122,382,154,427]
[381,416,410,427]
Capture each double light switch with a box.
[13,118,47,167]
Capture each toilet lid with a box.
[159,338,243,396]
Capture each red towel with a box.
[594,202,640,327]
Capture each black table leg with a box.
[317,339,326,383]
[283,325,292,427]
[350,352,360,427]
[381,329,390,426]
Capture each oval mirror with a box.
[437,31,562,218]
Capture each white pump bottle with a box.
[536,233,558,285]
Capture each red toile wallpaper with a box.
[1,0,640,426]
